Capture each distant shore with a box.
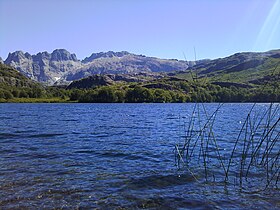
[0,98,279,103]
[0,98,75,103]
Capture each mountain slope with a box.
[176,49,280,85]
[67,72,165,89]
[0,62,47,100]
[0,63,41,88]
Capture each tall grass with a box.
[175,103,280,191]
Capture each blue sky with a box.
[0,0,279,60]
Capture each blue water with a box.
[0,103,279,209]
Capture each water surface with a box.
[0,103,279,209]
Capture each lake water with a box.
[0,103,279,209]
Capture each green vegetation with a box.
[0,97,69,103]
[176,53,280,84]
[0,63,279,103]
[71,85,188,103]
[68,76,279,102]
[0,63,71,102]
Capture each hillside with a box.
[175,49,280,86]
[0,63,40,88]
[0,63,49,100]
[67,72,165,89]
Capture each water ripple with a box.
[0,103,279,209]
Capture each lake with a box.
[0,103,279,209]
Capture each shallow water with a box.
[0,103,279,209]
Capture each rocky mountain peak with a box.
[5,51,29,63]
[51,49,78,62]
[0,57,3,64]
[33,51,51,60]
[3,49,81,85]
[82,51,131,63]
[24,52,32,59]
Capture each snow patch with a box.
[54,77,61,81]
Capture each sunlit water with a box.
[0,103,279,209]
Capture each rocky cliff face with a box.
[4,49,81,85]
[4,49,190,85]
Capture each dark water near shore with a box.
[0,103,279,209]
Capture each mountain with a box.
[4,50,189,85]
[3,49,280,86]
[0,57,3,64]
[177,49,280,85]
[62,51,189,82]
[4,49,81,85]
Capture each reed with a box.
[175,102,280,191]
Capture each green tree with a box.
[96,86,117,102]
[70,89,84,101]
[126,86,153,102]
[115,90,125,102]
[12,89,20,98]
[153,89,172,103]
[19,90,29,98]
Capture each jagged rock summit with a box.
[4,49,81,84]
[82,51,130,63]
[4,49,189,85]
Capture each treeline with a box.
[0,86,69,100]
[70,86,187,103]
[1,79,279,103]
[69,83,280,103]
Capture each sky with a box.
[0,0,280,61]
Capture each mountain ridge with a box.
[3,49,280,86]
[4,49,190,85]
[175,49,280,85]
